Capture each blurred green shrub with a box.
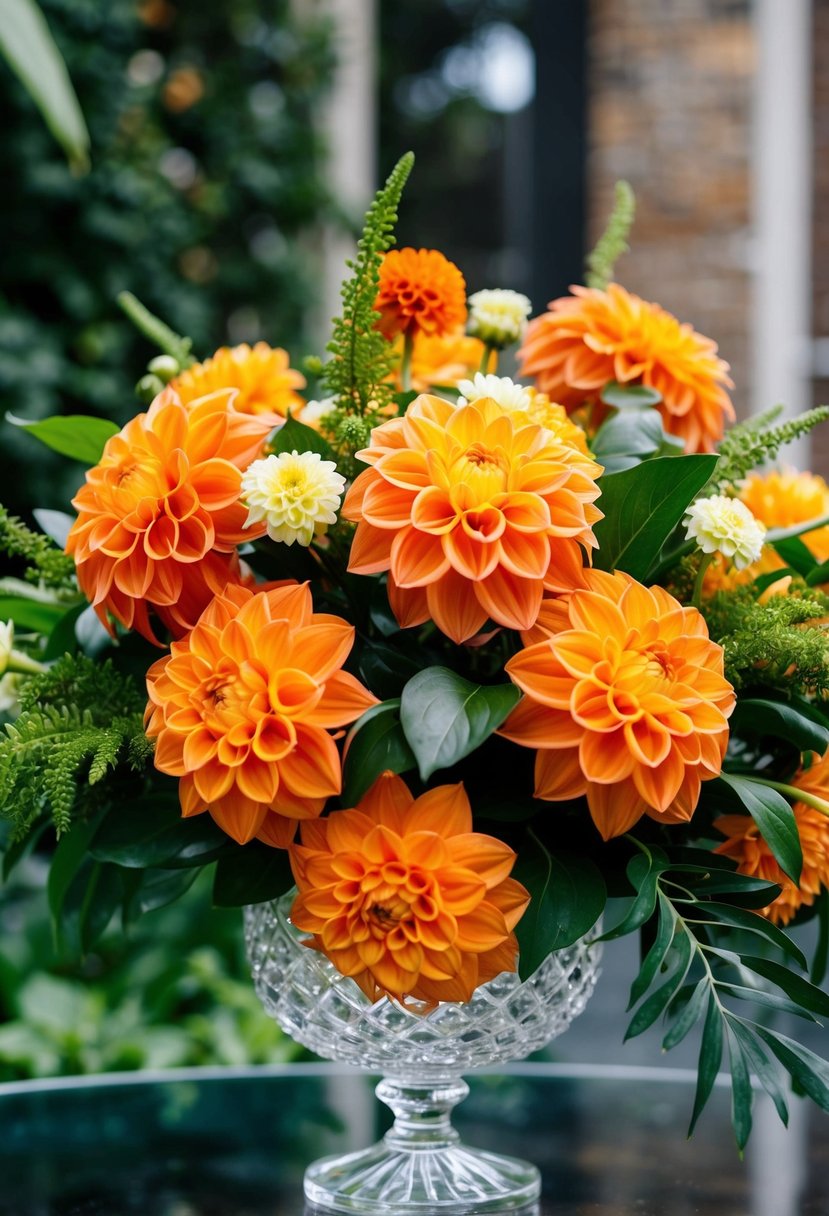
[0,863,301,1079]
[0,0,333,514]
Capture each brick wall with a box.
[588,0,755,420]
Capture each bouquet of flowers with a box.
[4,153,829,1149]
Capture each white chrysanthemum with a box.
[457,373,532,412]
[241,451,346,547]
[684,495,766,569]
[299,396,336,427]
[467,288,532,348]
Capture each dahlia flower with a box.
[169,342,306,426]
[684,495,766,570]
[289,772,529,1005]
[500,569,735,839]
[375,248,467,340]
[145,582,376,847]
[241,451,346,547]
[342,393,603,643]
[518,282,734,453]
[467,288,532,348]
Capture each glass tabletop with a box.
[1,1061,827,1215]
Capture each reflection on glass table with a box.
[1,1062,827,1215]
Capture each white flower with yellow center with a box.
[466,288,532,348]
[457,373,532,412]
[684,495,766,569]
[298,396,336,428]
[241,451,346,547]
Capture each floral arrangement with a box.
[4,155,829,1147]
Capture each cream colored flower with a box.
[457,373,532,412]
[241,451,346,547]
[0,674,22,716]
[467,288,532,348]
[0,621,13,677]
[684,495,766,569]
[299,397,336,428]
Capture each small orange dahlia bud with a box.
[375,248,467,341]
[289,772,530,1005]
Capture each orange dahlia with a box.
[169,342,306,426]
[499,569,735,840]
[518,282,734,454]
[289,772,529,1005]
[394,329,493,392]
[66,390,273,643]
[341,393,603,643]
[740,469,829,562]
[375,248,467,341]
[145,582,377,847]
[715,750,829,925]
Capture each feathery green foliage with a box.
[0,504,75,590]
[703,584,829,694]
[585,181,636,290]
[321,152,414,470]
[1,655,151,837]
[714,406,829,491]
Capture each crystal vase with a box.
[245,891,602,1214]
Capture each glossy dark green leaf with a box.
[726,1026,754,1152]
[627,890,676,1008]
[342,699,417,805]
[600,381,662,409]
[755,1027,829,1114]
[806,558,829,586]
[356,638,422,701]
[592,454,718,580]
[687,901,807,970]
[124,866,200,918]
[715,983,819,1022]
[625,930,692,1040]
[8,413,118,463]
[42,602,86,659]
[730,698,829,755]
[400,667,521,781]
[662,977,709,1050]
[717,773,802,884]
[688,993,724,1135]
[770,536,816,576]
[272,411,335,460]
[590,410,665,473]
[739,955,829,1016]
[47,811,104,923]
[513,839,606,979]
[752,567,797,593]
[212,843,294,908]
[727,1016,788,1126]
[90,798,229,869]
[0,595,69,634]
[599,844,670,941]
[672,866,782,908]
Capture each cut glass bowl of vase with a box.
[246,890,602,1215]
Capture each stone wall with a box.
[588,0,755,421]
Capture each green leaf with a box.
[90,798,229,869]
[806,558,829,586]
[688,901,807,970]
[688,993,724,1134]
[591,410,666,474]
[600,381,663,409]
[715,983,819,1021]
[670,864,781,908]
[770,536,816,577]
[717,773,802,884]
[47,811,104,923]
[755,1026,829,1114]
[662,977,709,1050]
[124,866,200,918]
[212,843,294,907]
[341,699,416,805]
[0,595,68,634]
[356,637,423,701]
[738,955,829,1016]
[272,411,335,460]
[0,0,90,171]
[752,567,798,593]
[599,844,670,941]
[727,1017,788,1126]
[513,837,606,979]
[730,698,829,756]
[726,1026,754,1152]
[399,667,521,781]
[627,890,676,1008]
[624,930,693,1040]
[592,454,718,580]
[8,413,118,464]
[813,890,829,986]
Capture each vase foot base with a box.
[304,1140,540,1214]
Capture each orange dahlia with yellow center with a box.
[518,282,735,454]
[375,248,467,340]
[145,582,377,848]
[341,394,603,643]
[289,772,530,1005]
[169,342,306,425]
[715,751,829,925]
[500,569,735,840]
[66,390,273,643]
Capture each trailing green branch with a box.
[714,406,829,491]
[585,181,636,290]
[0,505,76,591]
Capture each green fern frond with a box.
[321,152,414,471]
[585,181,636,290]
[715,406,829,490]
[0,504,76,590]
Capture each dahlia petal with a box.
[188,458,242,509]
[357,772,415,826]
[551,630,605,679]
[442,527,500,581]
[534,747,588,800]
[305,670,378,727]
[374,448,432,491]
[193,758,236,802]
[489,877,531,931]
[505,642,573,707]
[391,526,450,587]
[256,811,299,849]
[279,724,342,798]
[411,486,459,535]
[454,901,509,951]
[406,784,472,837]
[543,537,591,592]
[179,775,207,818]
[499,697,583,748]
[209,792,268,845]
[182,727,219,770]
[447,833,515,887]
[348,523,395,575]
[326,810,378,852]
[361,479,418,529]
[631,744,687,812]
[425,568,489,643]
[586,778,648,840]
[404,831,450,870]
[623,718,673,768]
[387,574,430,629]
[567,590,628,639]
[579,729,635,783]
[287,620,355,685]
[154,730,187,776]
[475,566,543,632]
[497,529,551,579]
[236,755,279,803]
